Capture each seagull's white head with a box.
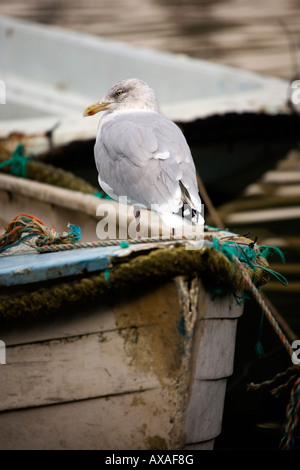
[83,78,159,116]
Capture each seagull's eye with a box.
[115,90,124,97]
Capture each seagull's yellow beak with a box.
[83,102,110,117]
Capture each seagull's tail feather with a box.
[158,205,204,229]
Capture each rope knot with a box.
[0,214,81,253]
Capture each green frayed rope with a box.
[212,237,288,286]
[0,144,30,177]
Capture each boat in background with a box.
[0,15,299,204]
[217,149,300,244]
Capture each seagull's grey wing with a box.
[95,116,161,204]
[94,111,201,214]
[151,117,202,212]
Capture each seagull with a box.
[84,78,204,238]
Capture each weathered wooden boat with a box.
[1,15,299,204]
[0,207,272,450]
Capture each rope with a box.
[247,366,298,393]
[0,145,99,194]
[35,236,192,253]
[234,252,300,450]
[247,366,300,450]
[279,377,300,450]
[232,255,292,357]
[0,214,81,253]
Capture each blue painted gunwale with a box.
[0,246,123,287]
[0,238,242,288]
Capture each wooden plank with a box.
[2,301,117,346]
[263,171,300,184]
[0,280,185,412]
[183,286,243,445]
[0,174,100,217]
[184,440,215,450]
[198,284,243,320]
[192,318,239,379]
[184,379,228,444]
[225,206,300,224]
[2,279,183,345]
[263,281,300,292]
[0,330,159,411]
[267,263,300,275]
[0,389,175,450]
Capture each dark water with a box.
[1,0,300,450]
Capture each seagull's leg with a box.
[134,205,141,239]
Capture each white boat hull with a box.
[0,275,243,450]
